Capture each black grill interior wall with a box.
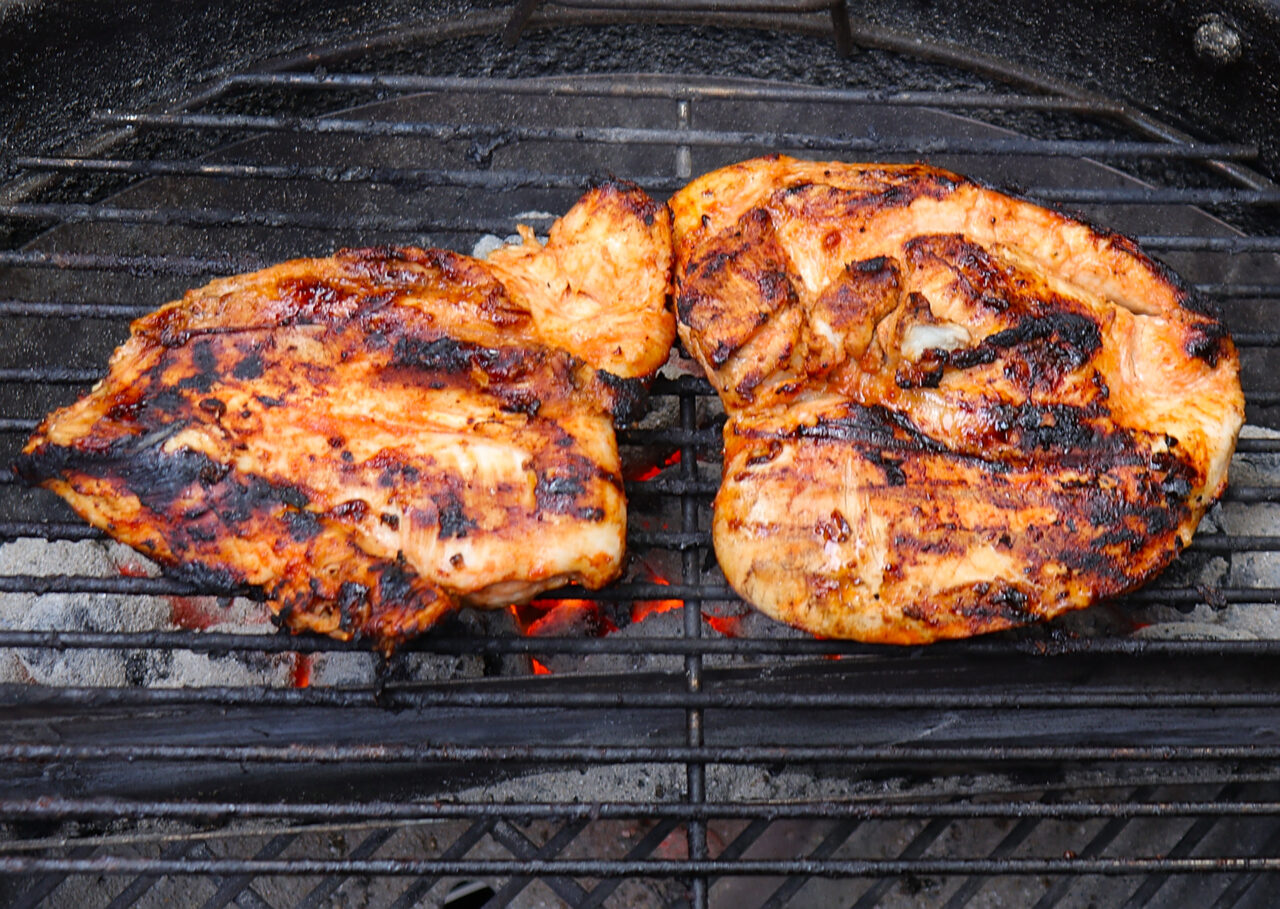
[2,2,1280,908]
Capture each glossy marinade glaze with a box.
[672,156,1243,643]
[17,182,674,652]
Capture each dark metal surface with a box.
[2,4,1280,908]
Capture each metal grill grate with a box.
[3,7,1280,908]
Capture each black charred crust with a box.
[176,339,218,393]
[377,461,420,489]
[17,435,316,535]
[960,582,1036,625]
[1056,541,1131,584]
[380,512,400,529]
[983,311,1101,365]
[1175,282,1226,320]
[1096,525,1145,551]
[780,170,961,217]
[337,581,369,632]
[231,350,265,381]
[197,460,229,487]
[1183,318,1230,367]
[791,404,946,454]
[497,389,542,417]
[536,472,588,514]
[283,508,322,542]
[577,506,607,521]
[435,492,476,539]
[377,560,416,606]
[393,334,500,374]
[255,394,284,408]
[945,346,999,371]
[869,452,907,486]
[674,289,700,328]
[981,401,1130,457]
[597,370,649,426]
[849,255,896,276]
[895,354,948,390]
[148,389,185,413]
[708,336,740,369]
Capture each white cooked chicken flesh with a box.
[17,181,675,652]
[671,156,1244,643]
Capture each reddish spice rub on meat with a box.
[17,182,674,652]
[671,156,1243,643]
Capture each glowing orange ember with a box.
[117,562,149,578]
[630,449,683,482]
[510,599,617,637]
[703,611,747,638]
[289,652,312,688]
[631,574,684,624]
[531,658,552,675]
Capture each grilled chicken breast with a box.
[672,156,1243,643]
[17,181,674,651]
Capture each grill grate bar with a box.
[15,796,1280,824]
[1133,236,1280,252]
[15,628,1280,665]
[10,683,1280,711]
[0,250,265,276]
[5,631,1280,658]
[91,111,1260,161]
[0,201,558,237]
[1196,284,1280,298]
[15,159,1280,208]
[0,301,149,319]
[4,520,1279,554]
[220,71,1129,113]
[0,573,1273,606]
[8,854,1280,878]
[1024,187,1280,205]
[12,156,685,192]
[6,743,1280,765]
[678,376,711,909]
[8,202,1280,251]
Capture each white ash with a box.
[470,232,523,258]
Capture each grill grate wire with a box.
[2,8,1280,909]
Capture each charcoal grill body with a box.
[2,3,1280,907]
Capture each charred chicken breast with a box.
[672,156,1243,643]
[17,182,674,651]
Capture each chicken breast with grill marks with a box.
[17,181,674,652]
[672,156,1243,643]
